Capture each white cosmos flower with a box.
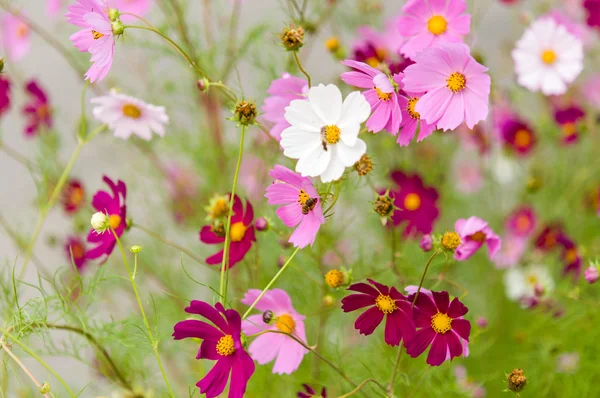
[504,264,554,302]
[512,18,583,96]
[280,84,370,183]
[91,90,169,140]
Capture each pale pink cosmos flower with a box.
[47,0,63,17]
[396,88,437,145]
[454,216,501,261]
[492,234,526,269]
[1,13,31,61]
[265,165,325,248]
[582,73,600,109]
[262,73,307,141]
[241,289,308,375]
[402,43,490,131]
[397,0,471,60]
[452,153,483,194]
[67,0,116,83]
[112,0,152,23]
[240,154,268,203]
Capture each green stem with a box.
[219,125,246,303]
[111,230,175,397]
[242,247,301,319]
[412,250,439,309]
[133,224,208,268]
[293,52,312,87]
[0,341,50,398]
[338,378,388,398]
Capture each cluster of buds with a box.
[108,8,125,36]
[232,100,257,126]
[506,368,527,393]
[354,154,373,176]
[280,24,305,52]
[324,268,352,289]
[373,190,396,225]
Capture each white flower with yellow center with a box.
[512,18,583,96]
[504,264,554,302]
[280,84,370,183]
[91,90,169,140]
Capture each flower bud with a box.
[420,234,433,252]
[476,316,488,328]
[233,100,257,126]
[354,154,373,176]
[39,383,50,394]
[280,24,305,51]
[373,191,394,225]
[0,58,4,74]
[108,8,120,22]
[322,294,335,307]
[262,310,274,324]
[129,245,143,253]
[325,269,346,288]
[197,78,209,92]
[255,217,268,231]
[90,212,109,234]
[534,283,545,297]
[584,265,599,284]
[111,20,124,36]
[507,369,527,393]
[277,255,286,268]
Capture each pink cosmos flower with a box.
[61,179,86,214]
[544,9,587,42]
[402,43,490,131]
[262,74,307,141]
[173,301,255,398]
[397,0,471,60]
[584,266,599,284]
[493,235,527,269]
[396,88,437,146]
[558,235,582,279]
[112,0,152,22]
[86,176,127,261]
[65,236,88,270]
[1,13,31,61]
[454,365,486,397]
[241,289,308,375]
[582,73,600,108]
[454,216,501,261]
[452,154,483,194]
[351,20,411,73]
[67,0,116,83]
[405,288,470,366]
[506,206,536,238]
[47,0,62,16]
[340,60,402,135]
[22,80,52,137]
[265,165,325,248]
[554,105,585,144]
[199,194,255,269]
[0,76,11,117]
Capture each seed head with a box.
[507,368,527,393]
[441,231,461,251]
[354,154,373,176]
[280,24,305,52]
[233,100,257,126]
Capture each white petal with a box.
[308,84,342,125]
[284,99,323,132]
[335,138,367,167]
[320,149,346,183]
[296,144,331,178]
[281,127,321,159]
[338,91,371,125]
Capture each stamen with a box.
[375,294,397,314]
[403,193,421,211]
[122,103,142,119]
[427,15,448,35]
[446,72,466,93]
[431,312,452,334]
[541,50,556,65]
[407,97,420,119]
[230,222,247,242]
[216,335,236,356]
[91,30,104,40]
[375,87,392,102]
[275,314,296,334]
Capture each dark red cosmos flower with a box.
[22,79,52,137]
[500,118,536,156]
[298,384,326,398]
[61,179,85,214]
[554,105,585,144]
[173,301,255,398]
[65,236,87,270]
[534,223,564,252]
[406,290,471,367]
[388,171,439,237]
[199,194,255,269]
[86,176,127,261]
[341,279,415,346]
[0,76,11,117]
[584,0,600,31]
[558,235,582,279]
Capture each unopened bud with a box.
[129,245,143,253]
[277,255,286,268]
[90,212,109,234]
[39,383,50,394]
[322,294,335,307]
[584,265,599,284]
[280,24,305,51]
[507,369,527,393]
[111,20,124,36]
[373,192,394,224]
[420,234,433,252]
[262,310,274,324]
[476,317,488,328]
[108,8,120,22]
[324,36,340,52]
[534,283,545,297]
[325,269,345,288]
[197,78,208,92]
[255,217,268,231]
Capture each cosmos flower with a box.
[241,289,308,375]
[504,264,554,303]
[405,288,471,367]
[557,235,582,279]
[350,20,411,73]
[554,105,585,144]
[65,236,87,270]
[388,170,440,237]
[112,0,152,22]
[584,266,599,284]
[91,90,169,140]
[22,79,52,137]
[582,73,600,108]
[262,73,307,141]
[173,301,255,398]
[86,176,127,262]
[454,365,486,397]
[506,206,536,238]
[402,43,490,131]
[341,279,415,346]
[512,18,583,96]
[397,0,471,60]
[340,60,403,135]
[265,165,325,248]
[544,9,587,42]
[46,0,63,16]
[493,235,527,269]
[67,0,118,83]
[452,153,483,194]
[1,13,31,61]
[396,88,437,146]
[61,179,86,214]
[556,352,580,374]
[534,223,564,252]
[454,216,501,260]
[297,384,327,398]
[280,84,370,183]
[0,76,11,117]
[497,115,536,157]
[199,194,255,269]
[584,0,600,31]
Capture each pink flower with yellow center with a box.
[1,13,31,61]
[454,216,501,261]
[65,236,88,270]
[506,206,536,238]
[61,179,86,215]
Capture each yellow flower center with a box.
[91,30,104,40]
[565,248,578,263]
[366,57,380,68]
[403,193,421,211]
[122,103,142,119]
[325,269,344,288]
[526,275,538,286]
[275,314,296,334]
[109,214,121,229]
[514,129,531,148]
[69,187,84,206]
[206,196,230,220]
[541,49,557,65]
[375,294,397,314]
[215,334,236,356]
[431,312,452,334]
[407,97,421,119]
[561,122,576,137]
[298,189,310,206]
[325,36,340,52]
[469,231,487,243]
[230,222,247,242]
[441,231,461,250]
[446,72,466,93]
[323,125,341,144]
[71,244,85,259]
[375,87,392,102]
[427,15,448,35]
[16,23,29,38]
[516,215,530,232]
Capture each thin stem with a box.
[242,247,301,319]
[412,250,439,309]
[164,0,199,62]
[219,125,246,302]
[387,345,404,396]
[337,378,387,398]
[0,342,49,397]
[293,52,312,87]
[111,230,175,397]
[207,82,237,103]
[133,224,208,269]
[0,141,40,174]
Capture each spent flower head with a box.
[232,100,258,126]
[506,368,527,393]
[280,24,305,51]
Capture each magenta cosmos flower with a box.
[554,105,585,144]
[298,384,327,398]
[406,288,470,366]
[584,0,600,31]
[397,0,471,60]
[86,176,127,261]
[558,235,582,279]
[67,0,116,83]
[341,279,415,346]
[262,73,307,141]
[61,179,86,214]
[199,194,255,268]
[506,206,536,238]
[173,301,255,398]
[241,289,308,375]
[65,236,88,270]
[23,79,52,137]
[402,43,490,131]
[454,216,501,261]
[1,13,31,61]
[389,171,440,237]
[495,110,536,156]
[534,223,564,252]
[0,76,11,117]
[351,21,412,73]
[265,165,324,248]
[341,60,402,135]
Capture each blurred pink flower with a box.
[22,79,52,137]
[584,266,599,284]
[262,73,307,141]
[492,234,526,269]
[454,365,487,397]
[113,0,152,23]
[582,73,600,108]
[240,154,267,203]
[452,154,483,194]
[544,9,587,41]
[557,352,580,373]
[454,216,501,260]
[0,76,11,117]
[506,206,536,237]
[1,13,31,61]
[46,0,63,17]
[554,105,585,144]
